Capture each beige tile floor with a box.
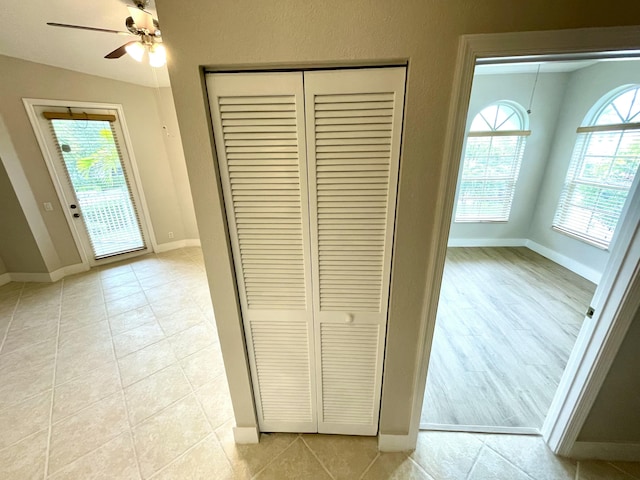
[0,247,638,479]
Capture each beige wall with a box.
[156,0,640,437]
[156,88,199,239]
[579,308,640,443]
[0,54,198,273]
[0,159,47,273]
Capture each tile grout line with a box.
[482,442,538,480]
[464,438,486,479]
[41,430,134,479]
[146,432,222,479]
[0,253,208,477]
[608,461,640,480]
[102,274,145,480]
[179,366,217,432]
[158,308,219,430]
[212,424,244,476]
[106,330,222,432]
[47,390,126,430]
[465,444,487,480]
[0,425,50,453]
[249,434,302,479]
[407,455,438,479]
[4,252,220,478]
[130,388,194,428]
[57,299,107,343]
[0,336,54,359]
[77,382,195,447]
[299,436,337,480]
[156,311,231,474]
[358,452,380,480]
[42,280,64,479]
[0,391,54,417]
[0,282,26,353]
[123,362,225,428]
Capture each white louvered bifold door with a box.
[304,68,406,435]
[206,73,317,432]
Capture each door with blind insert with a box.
[207,67,406,435]
[35,106,150,265]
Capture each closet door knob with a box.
[345,313,354,323]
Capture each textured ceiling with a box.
[0,0,170,87]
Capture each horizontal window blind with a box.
[455,134,527,222]
[49,119,146,259]
[553,128,640,248]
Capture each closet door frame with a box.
[206,65,406,437]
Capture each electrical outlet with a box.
[168,231,174,239]
[43,202,53,211]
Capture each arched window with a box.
[455,102,530,222]
[553,85,640,249]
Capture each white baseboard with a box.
[49,263,90,282]
[233,426,260,444]
[447,238,527,248]
[378,433,416,452]
[570,441,640,461]
[155,238,201,253]
[445,238,602,283]
[526,240,602,284]
[9,262,89,283]
[9,271,57,282]
[0,240,200,285]
[0,238,201,284]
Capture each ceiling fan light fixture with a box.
[125,41,145,62]
[148,43,166,68]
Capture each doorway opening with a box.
[24,100,154,266]
[421,55,640,434]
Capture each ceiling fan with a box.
[47,0,166,67]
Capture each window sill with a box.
[454,219,509,224]
[551,226,610,251]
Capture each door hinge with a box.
[586,306,595,318]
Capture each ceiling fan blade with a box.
[47,22,131,35]
[127,6,156,32]
[105,42,135,59]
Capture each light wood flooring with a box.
[421,247,597,429]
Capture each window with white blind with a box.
[553,85,640,249]
[455,102,530,222]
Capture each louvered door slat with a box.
[305,67,406,436]
[207,72,317,433]
[321,324,379,426]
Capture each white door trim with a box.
[23,98,159,266]
[409,25,640,456]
